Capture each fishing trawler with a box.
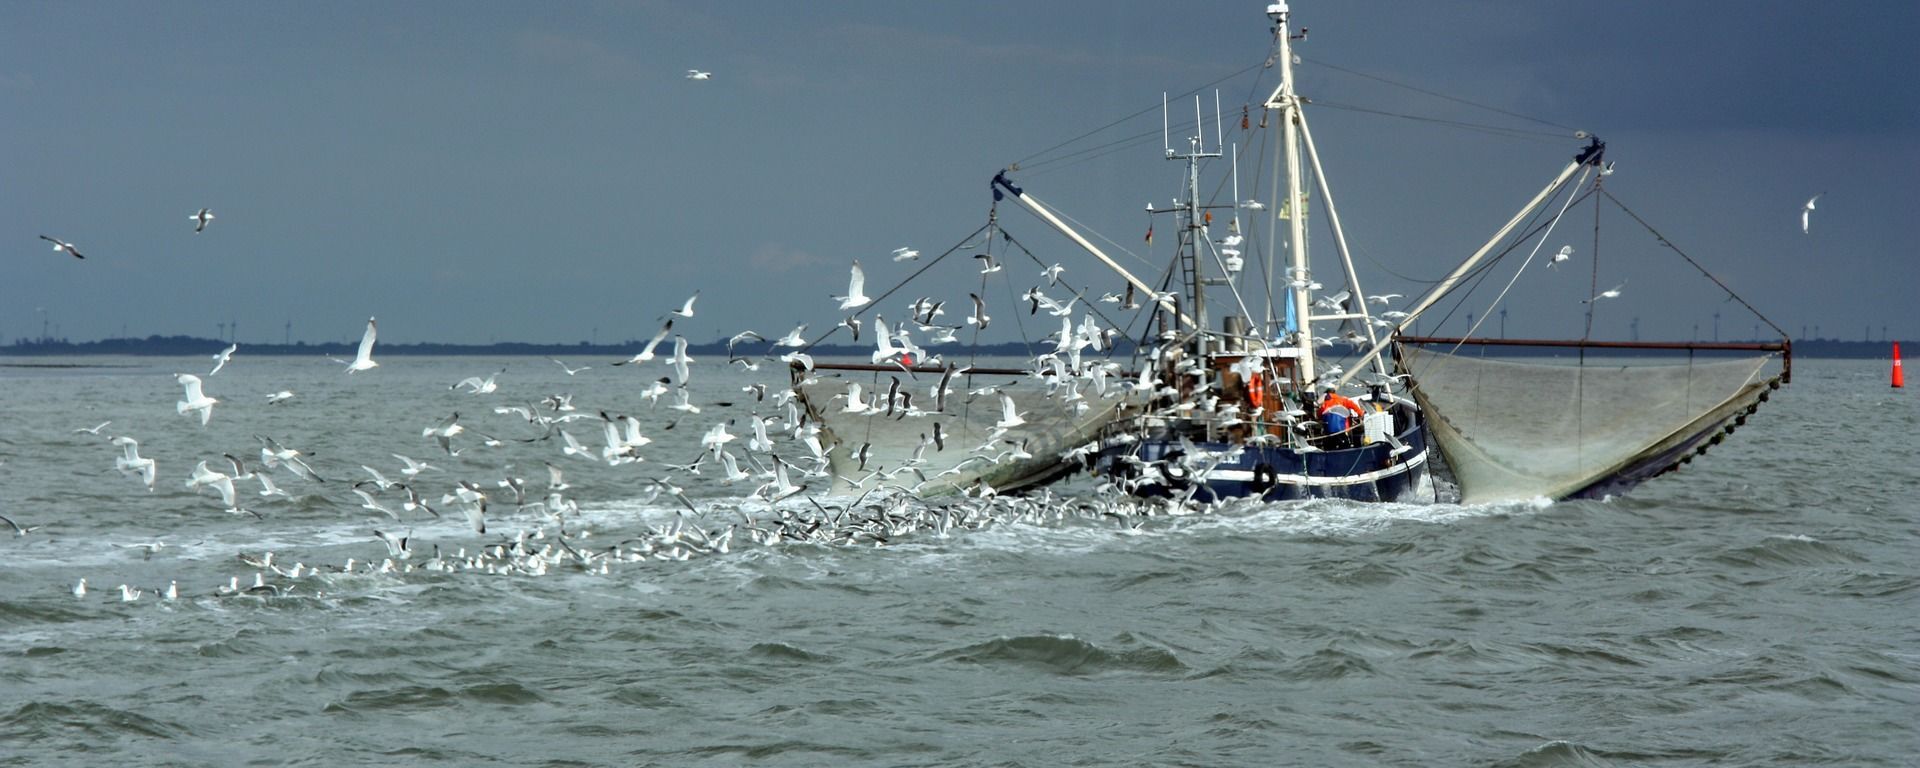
[789,2,1788,505]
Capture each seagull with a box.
[0,512,41,536]
[994,392,1026,430]
[973,253,1001,274]
[686,69,712,80]
[773,324,808,348]
[834,260,871,310]
[114,436,157,490]
[451,368,504,394]
[74,420,112,436]
[353,486,403,521]
[339,317,379,373]
[668,336,695,386]
[265,390,295,405]
[209,343,237,375]
[189,208,215,233]
[1584,282,1626,303]
[185,460,239,509]
[1549,245,1573,268]
[38,235,85,259]
[891,247,920,262]
[422,412,465,456]
[614,320,673,365]
[671,292,699,318]
[1366,294,1403,305]
[373,529,412,559]
[967,293,991,329]
[549,357,590,376]
[392,453,437,478]
[175,373,217,426]
[1041,263,1066,286]
[1801,193,1822,234]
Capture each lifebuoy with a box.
[1248,372,1265,409]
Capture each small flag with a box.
[1145,224,1154,244]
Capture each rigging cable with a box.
[1598,188,1789,340]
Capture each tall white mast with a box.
[1265,2,1315,383]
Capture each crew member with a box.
[1318,385,1365,449]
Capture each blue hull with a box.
[1096,421,1432,504]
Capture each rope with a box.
[1012,59,1267,171]
[799,222,990,353]
[1598,188,1790,340]
[1303,56,1582,134]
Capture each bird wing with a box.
[355,318,378,364]
[178,374,206,401]
[848,260,866,297]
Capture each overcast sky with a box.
[5,1,1915,347]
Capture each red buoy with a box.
[1895,342,1905,388]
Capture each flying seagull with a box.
[891,247,920,262]
[176,373,218,426]
[834,260,871,310]
[686,70,712,80]
[336,317,379,373]
[1801,193,1823,234]
[189,208,215,233]
[38,235,84,259]
[1549,245,1573,268]
[1584,282,1626,303]
[671,292,699,318]
[209,342,237,375]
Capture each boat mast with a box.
[1265,2,1316,384]
[1169,94,1223,353]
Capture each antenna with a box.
[1214,90,1224,154]
[1192,95,1204,152]
[1162,92,1171,157]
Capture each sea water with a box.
[0,355,1912,766]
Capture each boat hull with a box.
[1095,421,1432,503]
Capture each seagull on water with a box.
[176,373,217,426]
[209,342,237,376]
[189,208,215,233]
[265,390,295,405]
[38,235,85,259]
[834,260,871,310]
[1801,193,1823,234]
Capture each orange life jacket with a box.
[1318,393,1364,430]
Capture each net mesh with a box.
[1400,346,1784,504]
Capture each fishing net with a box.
[1399,344,1785,504]
[794,365,1133,496]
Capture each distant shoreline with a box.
[0,335,1900,359]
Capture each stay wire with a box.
[800,222,991,354]
[1597,188,1789,340]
